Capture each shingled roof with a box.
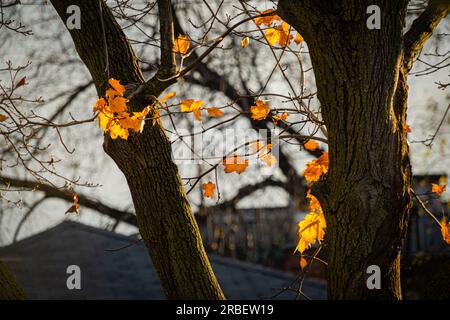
[0,221,326,300]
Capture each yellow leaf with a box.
[181,99,204,113]
[260,153,277,167]
[306,192,322,213]
[0,114,8,122]
[304,140,318,151]
[129,107,150,133]
[250,99,270,120]
[441,217,450,244]
[202,181,216,199]
[295,211,326,254]
[241,36,250,48]
[264,28,280,46]
[160,91,176,104]
[174,34,190,55]
[223,154,248,174]
[108,78,126,96]
[432,183,446,196]
[206,107,224,118]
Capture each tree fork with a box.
[50,0,224,299]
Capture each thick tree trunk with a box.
[0,261,27,300]
[51,0,224,299]
[278,0,412,299]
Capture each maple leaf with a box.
[93,97,106,113]
[295,211,326,254]
[65,193,80,214]
[250,100,270,120]
[206,107,224,118]
[108,78,126,96]
[306,192,322,213]
[129,107,151,133]
[304,152,329,183]
[264,28,280,46]
[109,96,128,113]
[0,114,8,122]
[277,22,293,47]
[174,34,190,55]
[223,154,248,174]
[241,36,250,48]
[253,9,281,26]
[432,183,446,196]
[202,181,216,199]
[441,217,450,244]
[160,91,176,104]
[272,112,288,124]
[181,99,204,113]
[304,140,318,151]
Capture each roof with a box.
[0,221,326,300]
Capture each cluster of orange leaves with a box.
[295,151,329,258]
[180,99,224,122]
[254,9,304,47]
[431,182,449,244]
[93,79,151,140]
[250,99,289,125]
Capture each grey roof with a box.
[0,221,326,300]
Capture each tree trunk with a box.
[50,0,224,299]
[0,261,27,300]
[278,0,412,299]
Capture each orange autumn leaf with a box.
[264,27,280,46]
[108,78,126,96]
[441,217,450,244]
[241,36,250,48]
[404,123,411,133]
[304,140,319,151]
[174,34,190,55]
[300,257,308,270]
[223,154,248,174]
[253,9,281,27]
[202,181,216,199]
[304,152,329,183]
[93,78,152,140]
[194,109,202,122]
[294,32,304,44]
[152,109,160,126]
[0,114,8,122]
[306,192,322,213]
[181,99,204,113]
[206,107,224,118]
[250,99,270,120]
[432,183,446,196]
[160,91,176,104]
[65,193,80,214]
[272,112,288,124]
[295,211,326,254]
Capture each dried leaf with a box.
[174,34,190,55]
[250,100,270,121]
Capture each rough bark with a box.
[50,0,224,299]
[279,0,449,299]
[278,0,412,299]
[0,261,27,300]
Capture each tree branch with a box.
[0,176,137,226]
[403,0,450,73]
